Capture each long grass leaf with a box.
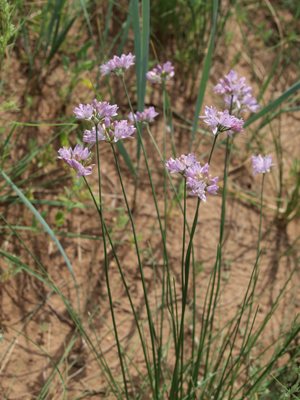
[1,323,66,400]
[0,168,80,314]
[78,0,100,63]
[115,141,137,176]
[140,0,150,110]
[244,80,300,128]
[46,15,77,64]
[131,0,141,107]
[189,0,218,151]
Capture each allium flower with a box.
[251,154,276,176]
[199,106,244,136]
[165,153,219,202]
[128,106,159,125]
[99,53,135,77]
[113,120,135,142]
[58,144,94,178]
[73,103,94,120]
[73,100,118,124]
[214,70,259,113]
[83,120,135,146]
[165,158,186,173]
[83,125,106,147]
[146,62,175,84]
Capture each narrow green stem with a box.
[208,134,218,164]
[162,82,176,158]
[122,77,178,397]
[170,197,201,398]
[161,80,168,389]
[257,174,265,259]
[180,182,187,399]
[110,142,158,397]
[94,127,129,400]
[83,176,154,393]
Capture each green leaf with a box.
[62,55,70,71]
[0,168,80,314]
[189,0,218,151]
[244,80,300,128]
[115,141,137,176]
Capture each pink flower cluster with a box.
[83,120,135,146]
[165,153,219,202]
[99,53,135,77]
[73,100,118,124]
[200,106,244,136]
[214,70,259,113]
[128,106,159,125]
[146,62,175,84]
[58,144,95,178]
[251,154,276,176]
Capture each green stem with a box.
[94,126,129,400]
[180,182,187,399]
[257,174,265,259]
[121,77,176,396]
[83,176,154,394]
[170,197,201,398]
[110,142,158,397]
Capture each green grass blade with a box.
[118,11,132,56]
[46,15,77,64]
[78,0,100,63]
[131,0,141,107]
[1,323,66,400]
[115,141,137,176]
[244,80,300,128]
[104,2,113,45]
[0,168,80,315]
[140,0,150,110]
[189,0,218,151]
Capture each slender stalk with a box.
[201,99,234,393]
[83,176,155,394]
[180,182,187,399]
[94,126,130,400]
[257,174,265,259]
[187,133,221,398]
[121,77,179,396]
[160,79,168,390]
[170,197,201,398]
[162,82,176,158]
[110,143,158,397]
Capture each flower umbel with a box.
[214,70,260,113]
[128,106,159,125]
[165,153,219,202]
[99,53,135,77]
[199,106,244,136]
[251,154,276,176]
[146,62,175,84]
[58,144,95,178]
[73,99,118,124]
[83,120,136,147]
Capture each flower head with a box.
[199,106,244,136]
[58,145,94,178]
[73,100,118,124]
[146,61,175,84]
[100,53,135,77]
[251,154,276,176]
[214,70,259,113]
[83,120,135,146]
[128,106,159,125]
[73,103,94,120]
[165,154,219,202]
